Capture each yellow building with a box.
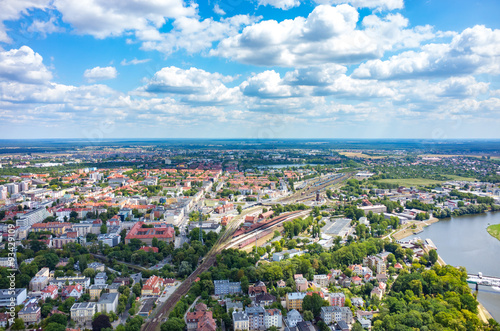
[286,292,306,311]
[89,285,107,301]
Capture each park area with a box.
[487,223,500,241]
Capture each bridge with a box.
[467,272,500,290]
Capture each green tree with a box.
[428,249,438,265]
[302,293,324,317]
[237,205,242,214]
[47,313,67,326]
[92,314,112,331]
[160,317,185,331]
[303,310,314,321]
[83,268,96,278]
[351,322,364,331]
[240,276,249,294]
[44,323,66,331]
[12,318,25,330]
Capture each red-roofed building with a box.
[41,285,58,300]
[141,275,165,296]
[139,246,159,253]
[61,284,83,300]
[186,303,216,331]
[125,222,175,245]
[214,203,234,214]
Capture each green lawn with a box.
[443,175,478,182]
[376,178,444,187]
[487,224,500,242]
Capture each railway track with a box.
[141,207,256,331]
[281,172,353,203]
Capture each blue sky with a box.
[0,0,499,139]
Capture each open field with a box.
[338,152,386,159]
[420,154,500,160]
[376,178,444,187]
[443,175,478,182]
[487,223,500,241]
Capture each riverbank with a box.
[487,223,500,241]
[392,217,440,241]
[402,213,500,323]
[429,248,494,323]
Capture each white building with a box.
[16,207,51,227]
[264,309,282,329]
[232,311,249,331]
[97,293,119,313]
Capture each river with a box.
[405,212,500,322]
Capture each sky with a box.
[0,0,499,140]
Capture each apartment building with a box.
[97,293,119,313]
[71,302,96,325]
[214,279,242,296]
[286,292,307,311]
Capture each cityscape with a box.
[0,140,498,331]
[0,0,500,331]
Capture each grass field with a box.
[420,154,500,160]
[443,175,478,182]
[487,224,500,241]
[375,178,444,187]
[339,152,386,159]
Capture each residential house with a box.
[89,284,108,301]
[254,293,276,307]
[295,277,308,292]
[0,313,8,328]
[186,303,216,331]
[233,311,249,331]
[41,285,58,300]
[248,281,267,297]
[61,284,84,300]
[246,306,265,330]
[286,309,303,328]
[351,297,364,307]
[321,306,341,325]
[328,292,346,307]
[341,306,353,324]
[95,272,108,285]
[264,309,282,329]
[313,274,329,288]
[18,301,41,326]
[359,317,371,329]
[296,321,316,331]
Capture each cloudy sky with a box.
[0,0,499,139]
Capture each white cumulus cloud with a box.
[314,0,403,11]
[211,4,434,66]
[0,46,52,84]
[258,0,301,10]
[83,66,118,82]
[53,0,197,39]
[353,25,500,79]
